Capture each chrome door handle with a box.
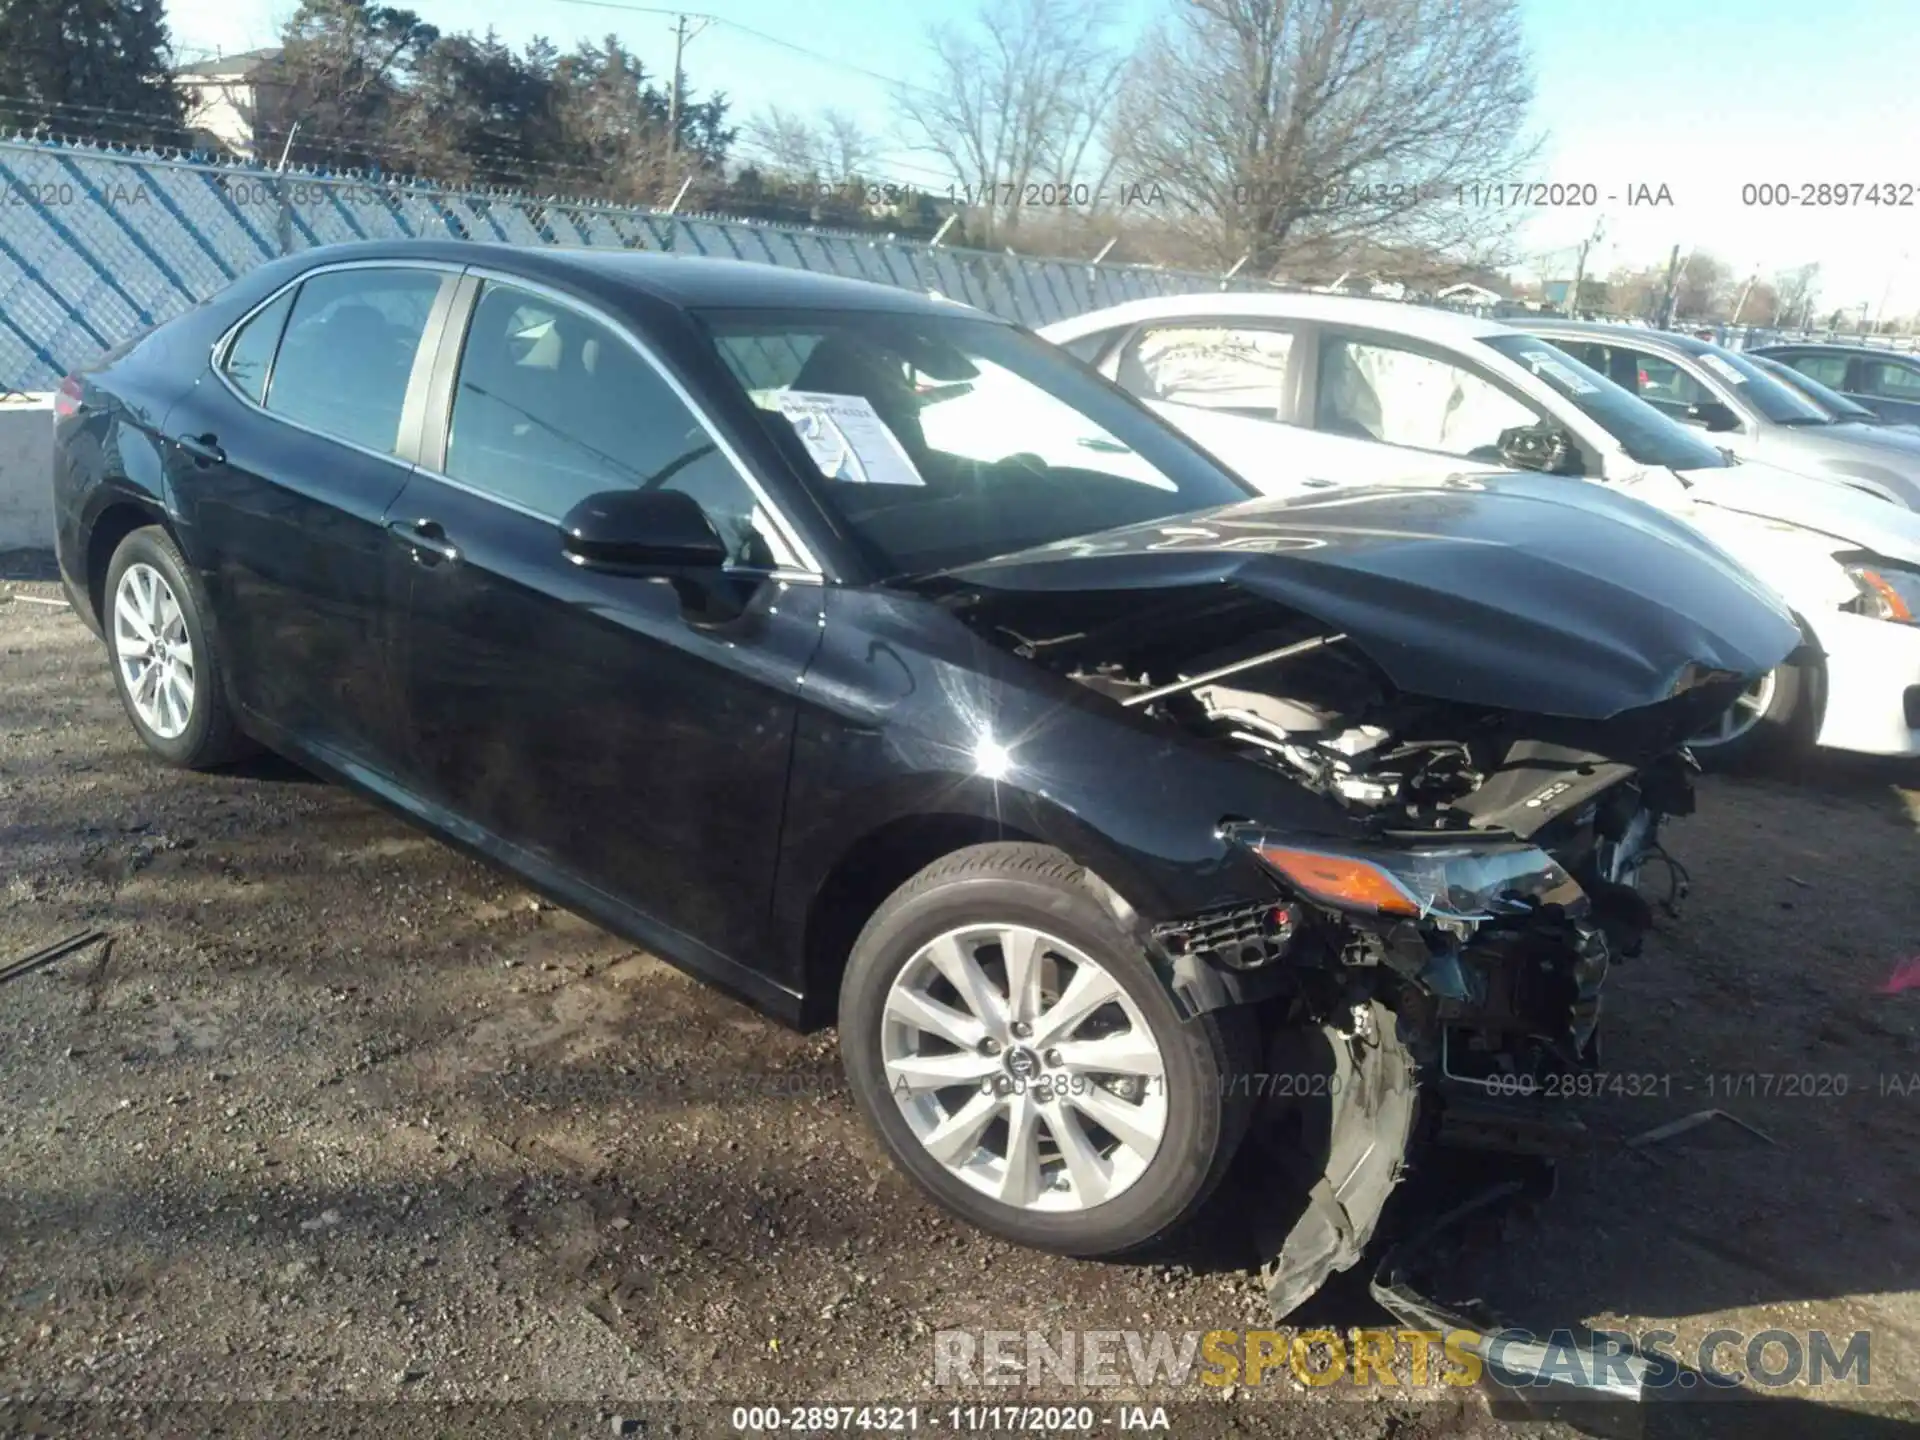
[387,518,460,565]
[174,431,225,465]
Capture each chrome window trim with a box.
[208,258,465,466]
[455,266,824,577]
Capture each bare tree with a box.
[1674,251,1736,322]
[1736,278,1780,327]
[746,106,880,182]
[744,105,820,176]
[1773,263,1821,330]
[1606,263,1670,320]
[1110,0,1538,274]
[894,0,1125,240]
[820,110,880,181]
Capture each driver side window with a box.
[1314,334,1545,459]
[446,282,784,567]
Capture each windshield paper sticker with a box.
[774,391,926,486]
[1698,353,1749,386]
[1518,351,1599,394]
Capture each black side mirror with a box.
[1682,400,1741,434]
[559,489,727,574]
[1495,421,1582,476]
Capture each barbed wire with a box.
[0,91,964,207]
[0,134,975,248]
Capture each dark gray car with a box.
[1752,342,1920,427]
[1515,321,1920,506]
[1746,352,1920,433]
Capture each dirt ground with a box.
[3,569,1919,1440]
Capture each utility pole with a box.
[1656,243,1682,326]
[1729,267,1759,327]
[1565,218,1605,317]
[1871,252,1908,335]
[1663,246,1697,329]
[665,14,712,158]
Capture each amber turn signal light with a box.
[1250,844,1423,916]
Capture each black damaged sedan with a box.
[52,241,1798,1315]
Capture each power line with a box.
[547,0,946,101]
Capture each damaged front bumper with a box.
[1369,1178,1660,1400]
[1209,811,1671,1334]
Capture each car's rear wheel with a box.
[104,526,250,770]
[838,842,1254,1257]
[1689,660,1815,768]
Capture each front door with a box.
[1307,329,1570,475]
[386,277,823,973]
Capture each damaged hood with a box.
[926,471,1802,719]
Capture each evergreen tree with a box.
[0,0,187,147]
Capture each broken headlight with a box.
[1226,827,1586,923]
[1844,561,1920,624]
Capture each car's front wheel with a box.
[104,526,250,770]
[1689,659,1816,768]
[838,843,1254,1257]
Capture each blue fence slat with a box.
[0,135,1273,391]
[128,163,238,282]
[199,171,283,261]
[53,153,199,310]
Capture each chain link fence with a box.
[0,136,1286,393]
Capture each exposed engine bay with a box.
[990,586,1737,1318]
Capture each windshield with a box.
[696,308,1255,575]
[1689,344,1832,424]
[1746,354,1877,421]
[1480,333,1728,470]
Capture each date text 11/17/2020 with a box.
[1232,180,1675,209]
[950,179,1675,210]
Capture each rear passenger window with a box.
[1787,354,1851,388]
[264,268,442,455]
[220,289,293,404]
[1116,325,1294,419]
[444,281,790,568]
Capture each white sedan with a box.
[1042,292,1920,762]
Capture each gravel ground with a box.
[3,573,1918,1440]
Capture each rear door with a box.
[165,261,456,768]
[383,274,824,971]
[1855,355,1920,425]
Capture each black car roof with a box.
[1515,319,1708,354]
[283,239,991,319]
[1754,341,1920,359]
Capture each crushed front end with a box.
[1118,630,1721,1318]
[917,481,1803,1322]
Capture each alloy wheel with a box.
[114,562,196,740]
[881,924,1169,1212]
[1691,668,1777,749]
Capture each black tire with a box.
[1691,659,1817,771]
[838,842,1256,1258]
[102,525,252,770]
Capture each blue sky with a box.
[161,0,1920,315]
